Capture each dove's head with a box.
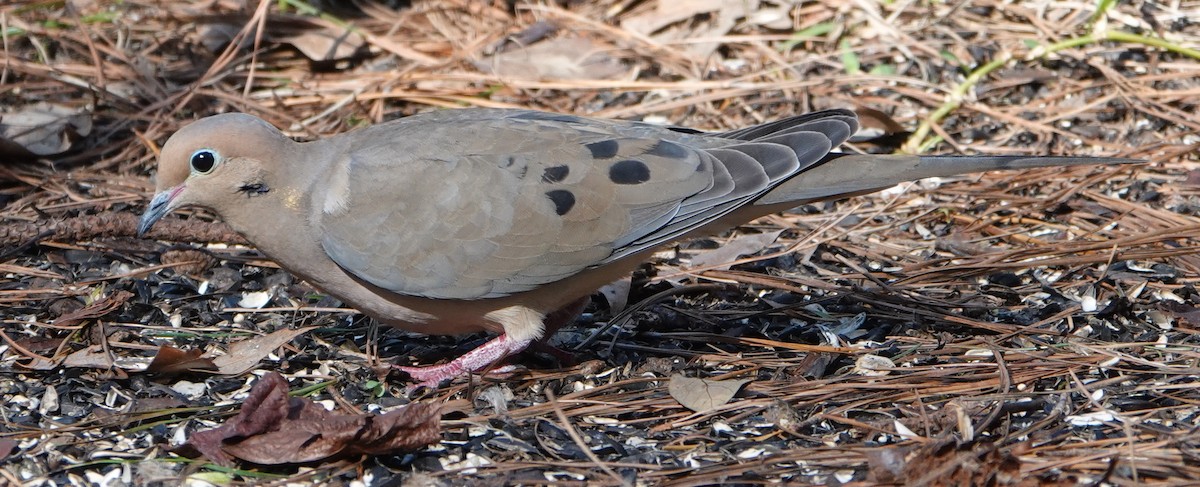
[138,113,293,236]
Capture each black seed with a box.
[586,140,620,159]
[609,160,651,184]
[647,140,689,159]
[545,190,576,215]
[542,165,570,183]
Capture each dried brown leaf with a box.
[887,439,1034,487]
[278,22,366,62]
[182,372,440,466]
[668,374,751,413]
[688,229,785,269]
[621,0,729,35]
[0,102,92,158]
[191,15,365,62]
[473,38,628,80]
[0,438,18,461]
[54,290,132,328]
[59,345,112,370]
[145,346,218,374]
[211,326,316,376]
[1161,302,1200,326]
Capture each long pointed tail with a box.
[755,154,1138,206]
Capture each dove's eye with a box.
[190,149,219,174]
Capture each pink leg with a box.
[395,333,531,389]
[396,297,591,389]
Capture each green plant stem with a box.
[1104,30,1200,59]
[901,54,1010,154]
[902,26,1200,154]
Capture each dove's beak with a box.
[138,185,185,237]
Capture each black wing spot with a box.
[542,165,570,183]
[586,140,620,159]
[646,140,689,159]
[545,190,576,216]
[609,160,651,184]
[665,126,704,135]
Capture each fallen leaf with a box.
[211,327,316,375]
[669,375,751,413]
[0,102,93,159]
[597,277,632,313]
[1162,302,1200,325]
[54,290,133,327]
[192,15,365,63]
[688,230,785,269]
[621,0,729,36]
[867,438,1032,486]
[488,20,557,55]
[146,346,218,374]
[621,0,759,58]
[129,396,188,413]
[59,345,114,370]
[1186,169,1200,187]
[45,326,312,374]
[11,335,64,355]
[274,16,366,62]
[180,372,440,466]
[59,344,203,373]
[851,105,909,142]
[0,438,17,461]
[473,37,627,80]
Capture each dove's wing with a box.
[315,109,858,299]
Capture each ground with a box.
[2,0,1199,485]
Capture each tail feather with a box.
[715,109,859,141]
[755,154,1137,206]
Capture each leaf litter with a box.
[0,0,1198,485]
[177,372,440,466]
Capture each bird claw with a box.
[394,363,463,390]
[395,333,531,391]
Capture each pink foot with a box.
[395,333,531,389]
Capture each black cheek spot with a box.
[545,190,576,216]
[609,160,651,184]
[647,140,689,159]
[238,182,269,196]
[586,140,620,159]
[542,165,570,183]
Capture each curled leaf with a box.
[181,372,441,466]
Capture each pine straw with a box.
[1,0,1199,485]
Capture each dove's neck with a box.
[222,136,443,328]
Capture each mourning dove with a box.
[138,108,1133,387]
